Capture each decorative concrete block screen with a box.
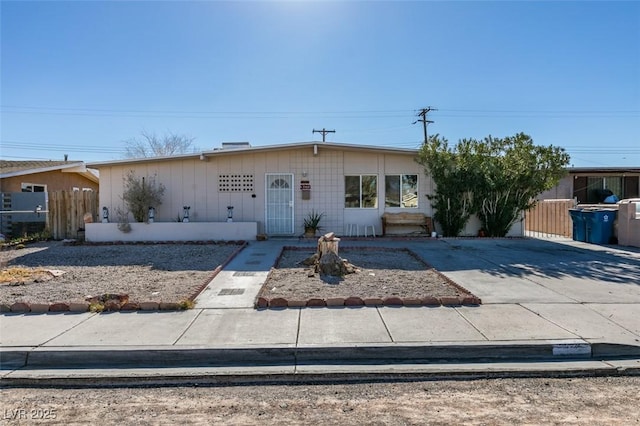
[218,174,254,192]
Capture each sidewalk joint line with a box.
[453,307,490,341]
[375,307,394,342]
[518,303,582,339]
[173,309,205,345]
[293,308,302,374]
[583,303,640,338]
[39,312,99,347]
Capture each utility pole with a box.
[312,128,335,142]
[413,107,436,143]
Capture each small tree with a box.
[416,135,474,237]
[469,133,570,237]
[124,131,197,158]
[121,171,166,223]
[417,132,570,238]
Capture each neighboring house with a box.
[0,160,99,193]
[0,160,99,238]
[87,141,523,240]
[538,167,640,203]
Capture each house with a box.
[538,167,640,203]
[531,167,640,245]
[0,160,99,238]
[0,160,99,193]
[86,141,523,241]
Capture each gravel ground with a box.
[260,248,474,300]
[1,377,639,424]
[1,243,475,307]
[0,242,241,305]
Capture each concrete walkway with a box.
[2,237,640,383]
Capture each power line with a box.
[2,104,637,119]
[1,141,125,154]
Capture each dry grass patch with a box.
[0,267,54,286]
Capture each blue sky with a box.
[1,1,638,166]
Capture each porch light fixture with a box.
[227,206,234,222]
[182,206,190,223]
[313,144,318,156]
[102,207,109,223]
[148,207,155,223]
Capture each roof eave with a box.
[87,142,420,168]
[0,161,88,179]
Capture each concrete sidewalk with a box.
[2,237,640,383]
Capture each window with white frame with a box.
[385,174,418,208]
[345,175,377,208]
[21,183,46,192]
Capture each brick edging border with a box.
[255,294,482,309]
[254,246,482,309]
[0,241,250,314]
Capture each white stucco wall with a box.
[94,144,522,239]
[86,222,257,242]
[96,146,435,237]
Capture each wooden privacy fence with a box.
[524,199,576,238]
[48,190,99,240]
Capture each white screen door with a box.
[265,173,294,235]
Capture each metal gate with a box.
[265,173,294,235]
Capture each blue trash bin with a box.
[569,209,586,242]
[585,209,617,244]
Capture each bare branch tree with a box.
[124,131,198,158]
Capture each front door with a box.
[265,173,294,235]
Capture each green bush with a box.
[121,171,166,223]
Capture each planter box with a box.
[86,222,258,242]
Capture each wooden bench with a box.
[381,212,433,236]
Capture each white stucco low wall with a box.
[86,222,258,242]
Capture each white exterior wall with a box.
[96,146,434,237]
[86,222,257,242]
[95,144,522,238]
[456,214,524,237]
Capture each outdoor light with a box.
[102,207,109,223]
[148,207,155,223]
[227,206,234,222]
[182,206,190,223]
[35,205,42,217]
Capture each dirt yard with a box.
[0,242,241,305]
[260,247,475,301]
[1,243,476,308]
[1,377,638,424]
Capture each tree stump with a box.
[300,232,357,277]
[317,232,340,257]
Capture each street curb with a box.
[3,341,639,371]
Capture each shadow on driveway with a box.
[411,238,640,286]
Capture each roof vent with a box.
[221,142,251,150]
